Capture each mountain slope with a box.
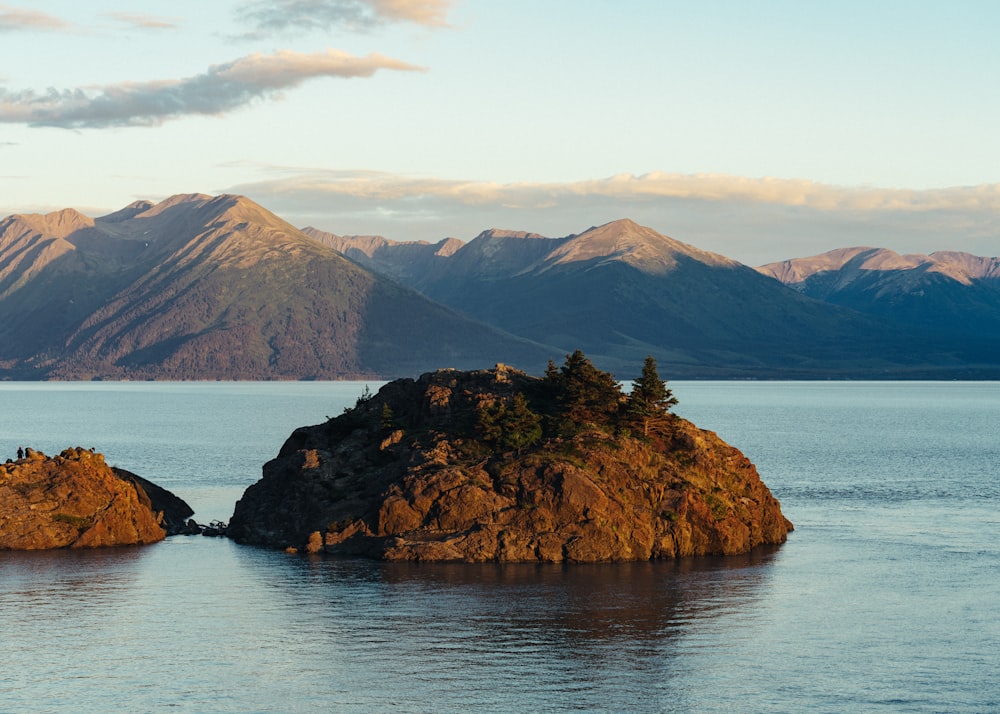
[316,219,987,377]
[758,247,1000,339]
[0,194,550,379]
[302,227,464,284]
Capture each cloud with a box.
[370,0,451,25]
[224,169,1000,264]
[0,6,177,34]
[0,4,72,32]
[0,49,424,129]
[103,12,179,30]
[228,169,1000,215]
[237,0,451,36]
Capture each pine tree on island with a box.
[476,392,543,453]
[626,355,678,436]
[544,349,623,436]
[474,350,678,445]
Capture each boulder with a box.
[0,447,193,549]
[229,364,793,562]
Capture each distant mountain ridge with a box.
[3,195,999,380]
[757,247,1000,339]
[310,219,739,282]
[0,194,549,379]
[312,219,1000,378]
[302,227,464,288]
[759,246,1000,286]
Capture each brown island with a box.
[0,447,196,550]
[228,353,793,561]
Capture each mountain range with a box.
[0,194,547,379]
[758,247,1000,339]
[1,193,997,380]
[306,221,1000,378]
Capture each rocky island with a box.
[0,447,194,549]
[229,353,793,561]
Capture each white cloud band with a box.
[223,169,1000,264]
[0,49,424,128]
[229,169,1000,215]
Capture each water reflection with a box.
[247,546,784,640]
[0,545,148,600]
[231,545,783,711]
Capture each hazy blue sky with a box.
[1,0,998,263]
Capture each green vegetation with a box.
[543,350,624,436]
[476,392,543,452]
[381,403,397,430]
[626,355,678,436]
[341,349,681,461]
[354,385,374,408]
[705,493,729,521]
[52,513,93,530]
[478,350,679,449]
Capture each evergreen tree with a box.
[475,401,503,443]
[475,393,542,452]
[627,355,678,436]
[544,359,560,381]
[497,393,542,452]
[381,403,397,430]
[546,350,623,434]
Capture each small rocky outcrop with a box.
[110,466,197,536]
[230,359,793,562]
[0,447,194,549]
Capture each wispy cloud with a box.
[370,0,451,25]
[103,12,179,30]
[0,6,177,34]
[228,169,1000,214]
[0,4,72,33]
[237,0,451,37]
[0,49,424,129]
[224,169,1000,264]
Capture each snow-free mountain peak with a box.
[3,194,1000,379]
[539,218,738,274]
[756,244,1000,340]
[98,200,155,224]
[1,207,95,240]
[0,193,549,379]
[758,246,1000,288]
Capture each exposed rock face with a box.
[229,365,792,562]
[0,448,194,549]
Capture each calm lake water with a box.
[1,381,997,713]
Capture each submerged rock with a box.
[229,363,792,562]
[0,447,194,549]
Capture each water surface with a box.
[1,381,997,712]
